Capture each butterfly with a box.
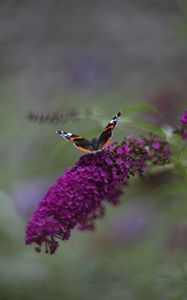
[56,112,121,153]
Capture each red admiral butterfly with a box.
[56,112,121,153]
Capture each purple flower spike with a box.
[25,135,170,254]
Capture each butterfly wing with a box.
[97,112,121,149]
[56,130,94,152]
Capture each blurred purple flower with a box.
[182,131,187,139]
[174,110,187,140]
[148,89,187,125]
[65,52,110,88]
[110,203,154,244]
[179,110,187,126]
[25,135,171,254]
[10,178,51,216]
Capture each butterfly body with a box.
[56,112,121,152]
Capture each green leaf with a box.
[171,157,187,179]
[122,103,164,119]
[121,118,165,137]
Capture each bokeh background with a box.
[0,1,187,299]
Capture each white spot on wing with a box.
[64,132,72,137]
[110,117,117,124]
[56,130,73,140]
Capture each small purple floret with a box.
[152,142,161,150]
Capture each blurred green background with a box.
[0,1,187,299]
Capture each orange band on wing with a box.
[103,124,115,132]
[74,145,93,152]
[100,136,112,149]
[69,136,82,141]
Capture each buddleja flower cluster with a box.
[25,133,171,254]
[174,110,187,140]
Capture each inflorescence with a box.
[25,133,171,254]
